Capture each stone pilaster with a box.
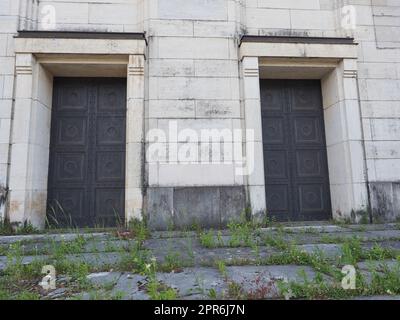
[8,54,45,228]
[322,58,368,221]
[241,56,266,218]
[126,54,146,222]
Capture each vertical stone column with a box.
[241,56,267,219]
[126,54,146,222]
[8,53,53,228]
[322,58,368,221]
[8,54,43,228]
[8,53,35,226]
[340,59,368,218]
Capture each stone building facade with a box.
[0,0,399,229]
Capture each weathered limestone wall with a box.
[0,1,21,220]
[197,0,400,222]
[0,0,399,226]
[355,1,400,221]
[144,0,246,228]
[245,0,341,37]
[0,0,145,223]
[36,0,144,32]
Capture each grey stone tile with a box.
[345,224,398,232]
[225,265,327,298]
[0,254,49,271]
[261,225,348,234]
[1,239,136,256]
[0,233,111,245]
[156,267,227,299]
[111,273,149,300]
[365,230,400,240]
[87,272,122,286]
[64,252,122,268]
[357,259,400,272]
[296,244,342,258]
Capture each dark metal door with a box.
[261,80,332,221]
[47,78,126,228]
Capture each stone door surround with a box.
[240,36,368,222]
[7,31,146,228]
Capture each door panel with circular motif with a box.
[47,78,126,228]
[261,79,332,221]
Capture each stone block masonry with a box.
[0,0,399,228]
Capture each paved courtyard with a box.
[1,222,400,300]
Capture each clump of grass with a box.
[263,232,290,250]
[320,234,343,244]
[119,246,151,274]
[54,259,91,288]
[0,218,39,236]
[279,268,368,300]
[340,237,363,265]
[127,219,150,242]
[278,276,355,300]
[51,236,87,259]
[279,260,400,300]
[332,218,352,227]
[216,260,227,278]
[199,230,216,248]
[227,282,245,300]
[5,237,115,296]
[228,216,255,247]
[144,258,178,300]
[113,218,150,244]
[266,246,339,278]
[367,262,400,296]
[0,243,64,299]
[4,243,44,280]
[265,246,308,265]
[363,244,398,261]
[147,280,178,300]
[198,214,262,249]
[185,237,195,263]
[160,250,185,273]
[208,288,218,299]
